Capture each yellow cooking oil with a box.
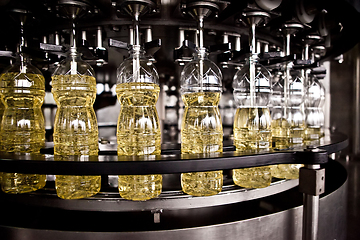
[116,82,162,201]
[289,125,305,145]
[271,163,303,179]
[181,91,223,197]
[305,126,323,141]
[271,118,290,150]
[288,108,305,146]
[233,107,272,188]
[52,74,101,200]
[271,117,302,179]
[0,72,46,193]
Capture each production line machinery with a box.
[0,0,358,239]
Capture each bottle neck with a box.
[68,47,81,59]
[16,53,32,74]
[248,53,259,63]
[129,45,144,57]
[68,47,82,75]
[194,47,208,60]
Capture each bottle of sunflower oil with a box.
[272,71,306,180]
[116,45,162,201]
[270,64,302,180]
[232,54,272,188]
[287,69,306,147]
[270,70,290,150]
[52,47,100,200]
[0,53,46,193]
[270,30,305,180]
[270,69,305,180]
[180,48,223,197]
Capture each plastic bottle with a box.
[52,47,100,200]
[270,29,304,179]
[116,45,162,201]
[180,48,223,197]
[271,70,290,150]
[305,74,325,141]
[287,69,306,146]
[0,54,46,193]
[269,66,301,179]
[232,54,272,188]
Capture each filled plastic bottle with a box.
[0,54,46,193]
[52,47,100,200]
[180,48,223,197]
[116,45,162,201]
[271,70,290,150]
[287,69,306,146]
[270,66,302,180]
[232,54,272,188]
[272,70,305,179]
[304,74,325,141]
[270,28,305,179]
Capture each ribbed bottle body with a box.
[304,76,325,141]
[181,92,223,196]
[52,74,100,200]
[233,107,272,188]
[116,82,162,201]
[232,56,273,188]
[0,72,46,193]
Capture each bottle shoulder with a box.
[182,92,221,107]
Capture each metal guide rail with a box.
[0,132,347,176]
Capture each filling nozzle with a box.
[196,16,206,92]
[132,12,142,82]
[197,15,204,49]
[133,12,141,47]
[69,18,78,75]
[70,20,77,49]
[19,19,27,74]
[70,46,78,75]
[248,17,257,107]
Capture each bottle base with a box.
[1,173,46,194]
[55,175,101,200]
[271,164,303,179]
[233,167,272,189]
[118,174,162,201]
[181,171,223,197]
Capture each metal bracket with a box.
[151,209,163,223]
[299,167,325,196]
